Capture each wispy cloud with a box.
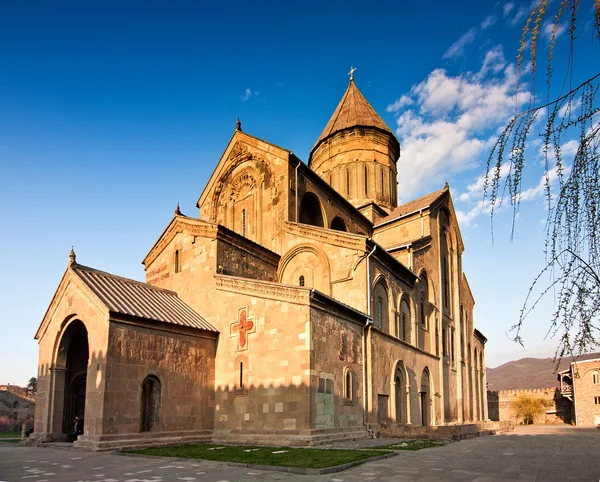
[240,88,259,102]
[542,20,567,41]
[443,28,477,59]
[503,2,515,18]
[481,15,496,30]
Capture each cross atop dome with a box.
[348,66,357,81]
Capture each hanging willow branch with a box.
[485,0,600,357]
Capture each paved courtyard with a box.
[1,425,599,482]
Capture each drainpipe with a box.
[295,161,300,222]
[363,243,377,426]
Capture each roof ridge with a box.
[71,263,178,296]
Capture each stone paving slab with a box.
[0,425,599,481]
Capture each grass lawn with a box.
[375,439,446,450]
[0,432,20,439]
[125,444,390,469]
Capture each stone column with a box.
[49,367,68,441]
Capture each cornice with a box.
[215,275,311,305]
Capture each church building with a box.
[33,75,488,450]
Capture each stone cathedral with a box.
[33,77,488,450]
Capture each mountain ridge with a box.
[486,353,600,391]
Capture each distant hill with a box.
[486,353,600,391]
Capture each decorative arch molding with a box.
[209,149,272,225]
[211,160,271,243]
[278,244,332,296]
[52,315,87,368]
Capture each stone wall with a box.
[97,320,216,439]
[488,388,572,425]
[0,389,35,431]
[572,359,600,426]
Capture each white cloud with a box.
[481,15,496,30]
[561,140,579,157]
[386,95,413,113]
[542,21,567,41]
[503,2,515,18]
[506,0,539,27]
[240,88,258,102]
[443,28,477,59]
[388,45,532,202]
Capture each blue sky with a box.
[1,0,598,385]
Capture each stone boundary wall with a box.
[487,388,572,425]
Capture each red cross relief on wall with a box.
[230,308,255,351]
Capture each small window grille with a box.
[299,275,305,287]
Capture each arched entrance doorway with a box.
[51,319,89,441]
[394,363,406,424]
[420,368,431,426]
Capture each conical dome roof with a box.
[310,79,396,158]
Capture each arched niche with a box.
[140,375,161,432]
[299,192,325,228]
[420,368,432,426]
[392,361,409,424]
[278,244,331,295]
[330,216,347,232]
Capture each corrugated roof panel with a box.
[72,264,217,332]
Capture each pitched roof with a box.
[376,185,448,225]
[71,263,218,332]
[311,79,395,153]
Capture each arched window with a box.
[344,369,353,402]
[13,401,18,409]
[299,193,324,228]
[331,216,347,231]
[593,371,599,384]
[442,256,449,309]
[299,275,305,287]
[242,208,247,237]
[364,166,368,195]
[174,250,180,274]
[346,168,350,196]
[400,297,411,343]
[140,375,161,433]
[380,167,384,196]
[419,273,429,329]
[239,362,244,390]
[372,281,389,332]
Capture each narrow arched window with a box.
[364,166,368,195]
[377,297,383,329]
[242,209,246,237]
[344,369,353,402]
[141,375,161,432]
[381,168,384,195]
[239,362,244,389]
[346,168,350,196]
[443,256,449,308]
[174,250,180,274]
[299,275,305,287]
[593,371,599,384]
[420,296,425,326]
